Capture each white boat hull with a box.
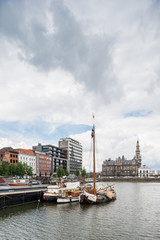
[57,197,79,204]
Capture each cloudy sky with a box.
[0,0,160,171]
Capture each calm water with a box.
[0,182,160,240]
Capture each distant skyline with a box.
[0,0,160,171]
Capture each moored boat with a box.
[79,116,116,204]
[57,188,80,204]
[43,181,81,203]
[8,179,29,186]
[43,185,61,202]
[57,182,81,204]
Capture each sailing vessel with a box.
[79,117,116,204]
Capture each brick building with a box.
[102,140,142,177]
[0,147,18,165]
[35,152,51,177]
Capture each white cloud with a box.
[0,0,160,171]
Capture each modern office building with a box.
[32,143,67,175]
[102,140,142,177]
[58,138,82,174]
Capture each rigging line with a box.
[95,135,100,175]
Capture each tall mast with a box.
[92,114,96,195]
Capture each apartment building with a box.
[0,147,18,164]
[16,149,36,175]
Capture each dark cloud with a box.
[0,0,121,100]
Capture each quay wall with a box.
[98,177,160,183]
[0,186,47,209]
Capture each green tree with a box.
[75,168,80,177]
[81,168,87,178]
[0,164,3,176]
[64,169,69,176]
[9,163,16,177]
[16,162,25,177]
[26,166,33,177]
[57,165,64,177]
[1,161,9,176]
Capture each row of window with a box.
[38,155,51,160]
[39,160,51,164]
[39,165,51,168]
[20,157,35,161]
[10,160,18,164]
[10,154,18,158]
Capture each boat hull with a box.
[43,195,57,202]
[8,183,28,186]
[79,189,116,204]
[57,197,79,204]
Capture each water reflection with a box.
[0,182,160,240]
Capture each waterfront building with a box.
[0,147,18,165]
[152,170,160,177]
[16,149,36,175]
[58,138,82,174]
[32,144,67,175]
[102,140,142,177]
[34,151,51,177]
[138,165,151,177]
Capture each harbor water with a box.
[0,182,160,240]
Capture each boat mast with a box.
[92,114,96,195]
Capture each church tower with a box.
[135,140,142,167]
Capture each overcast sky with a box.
[0,0,160,171]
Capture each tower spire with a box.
[135,139,141,167]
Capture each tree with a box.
[75,168,80,177]
[16,162,25,177]
[9,163,16,177]
[57,165,64,177]
[64,169,69,176]
[1,161,9,176]
[81,168,87,178]
[0,164,3,176]
[27,166,33,177]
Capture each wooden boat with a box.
[43,185,61,202]
[8,179,29,186]
[79,116,116,204]
[57,187,81,204]
[43,181,81,203]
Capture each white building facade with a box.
[138,165,151,177]
[17,149,37,175]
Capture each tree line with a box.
[56,166,86,178]
[0,161,33,177]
